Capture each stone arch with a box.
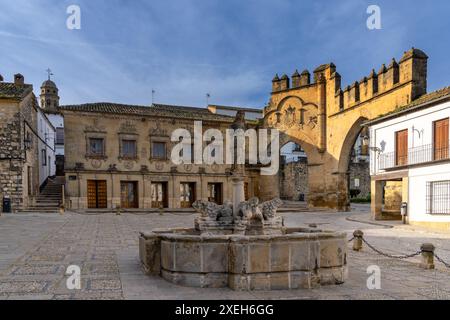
[337,116,369,173]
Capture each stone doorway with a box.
[87,180,107,209]
[151,182,168,208]
[120,181,138,209]
[180,182,196,208]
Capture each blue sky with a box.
[0,0,449,108]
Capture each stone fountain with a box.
[139,112,347,290]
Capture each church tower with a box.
[40,69,59,112]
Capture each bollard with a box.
[116,206,121,216]
[420,243,435,269]
[159,205,164,216]
[353,230,364,251]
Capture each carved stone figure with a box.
[192,200,233,221]
[237,197,283,222]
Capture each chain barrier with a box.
[360,237,422,259]
[434,253,450,268]
[350,231,450,268]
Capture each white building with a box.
[280,142,307,163]
[207,105,263,121]
[37,109,56,186]
[39,77,64,175]
[367,87,450,230]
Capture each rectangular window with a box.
[433,118,449,161]
[121,139,137,158]
[56,127,64,145]
[426,181,450,215]
[395,129,408,166]
[89,138,104,156]
[42,149,47,166]
[152,142,166,159]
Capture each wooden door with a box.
[244,182,249,200]
[434,118,449,160]
[180,183,196,208]
[87,180,107,209]
[151,182,168,208]
[121,182,138,208]
[395,129,408,166]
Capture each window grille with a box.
[426,180,450,215]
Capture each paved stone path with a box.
[0,205,450,300]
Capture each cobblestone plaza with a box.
[1,204,449,300]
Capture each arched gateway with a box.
[260,48,428,211]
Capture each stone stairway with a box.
[20,177,64,213]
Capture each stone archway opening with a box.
[337,117,371,210]
[279,141,309,206]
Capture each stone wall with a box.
[0,93,39,211]
[279,158,308,201]
[348,161,370,198]
[384,181,403,212]
[279,159,370,201]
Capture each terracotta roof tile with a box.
[0,82,33,100]
[60,102,236,122]
[368,86,450,123]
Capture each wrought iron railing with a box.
[378,144,449,170]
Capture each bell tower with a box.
[40,68,60,111]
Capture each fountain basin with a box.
[139,227,347,290]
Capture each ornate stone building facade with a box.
[61,103,262,210]
[0,74,40,211]
[261,48,429,211]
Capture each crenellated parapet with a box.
[268,47,428,117]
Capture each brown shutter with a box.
[434,118,449,160]
[395,129,408,166]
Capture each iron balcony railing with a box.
[378,144,450,170]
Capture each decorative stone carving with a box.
[85,118,106,133]
[192,200,233,220]
[119,120,137,134]
[235,197,284,235]
[193,200,234,235]
[90,159,102,169]
[155,162,164,171]
[283,106,296,127]
[149,122,168,136]
[124,161,134,170]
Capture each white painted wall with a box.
[281,142,307,163]
[208,106,263,121]
[46,113,64,156]
[37,110,56,186]
[370,100,450,175]
[369,100,450,224]
[409,162,450,223]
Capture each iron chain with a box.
[434,253,450,268]
[360,237,422,259]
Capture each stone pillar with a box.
[232,176,245,218]
[371,179,383,220]
[353,230,364,251]
[420,243,435,270]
